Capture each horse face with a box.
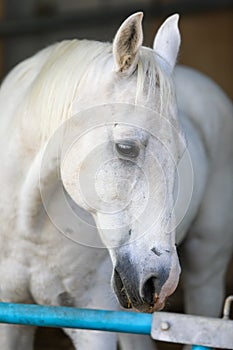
[61,109,181,312]
[93,121,181,312]
[61,12,182,312]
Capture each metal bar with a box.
[151,311,233,349]
[0,302,152,335]
[223,295,233,319]
[1,0,232,38]
[0,303,220,349]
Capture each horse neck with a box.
[174,111,209,244]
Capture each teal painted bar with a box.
[0,302,213,349]
[0,302,152,334]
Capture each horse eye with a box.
[115,142,140,158]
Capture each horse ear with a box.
[113,12,143,74]
[153,14,180,73]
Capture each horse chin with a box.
[133,294,167,313]
[118,294,166,314]
[114,278,167,313]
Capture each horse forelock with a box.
[136,47,175,112]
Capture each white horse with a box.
[0,12,232,350]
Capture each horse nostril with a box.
[141,277,157,305]
[113,268,132,309]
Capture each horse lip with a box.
[113,268,132,309]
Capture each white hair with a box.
[3,39,175,146]
[136,46,175,113]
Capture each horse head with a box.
[61,12,183,312]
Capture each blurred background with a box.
[0,0,232,349]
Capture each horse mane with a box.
[137,47,175,114]
[20,39,112,145]
[7,39,175,146]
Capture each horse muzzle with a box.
[112,248,180,313]
[113,268,167,312]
